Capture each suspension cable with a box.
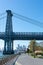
[0,11,6,20]
[0,16,6,20]
[13,12,43,28]
[0,12,6,16]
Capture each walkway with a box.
[15,53,43,65]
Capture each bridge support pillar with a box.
[3,40,14,54]
[3,10,14,54]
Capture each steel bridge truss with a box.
[0,10,43,54]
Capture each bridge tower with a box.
[3,10,14,54]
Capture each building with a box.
[15,44,26,54]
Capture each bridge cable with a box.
[13,12,43,28]
[0,16,6,20]
[0,12,6,16]
[0,12,6,20]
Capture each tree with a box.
[28,40,37,58]
[29,40,36,52]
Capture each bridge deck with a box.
[0,32,43,40]
[13,32,43,40]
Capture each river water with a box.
[0,52,3,56]
[0,52,10,59]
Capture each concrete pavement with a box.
[15,53,43,65]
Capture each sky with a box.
[0,0,43,50]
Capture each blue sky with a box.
[0,0,43,50]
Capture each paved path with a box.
[15,53,43,65]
